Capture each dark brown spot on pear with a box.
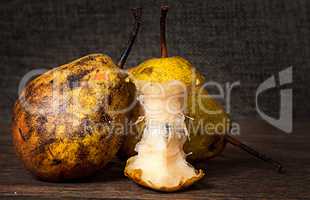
[18,128,27,141]
[141,67,153,75]
[67,70,91,89]
[51,159,62,166]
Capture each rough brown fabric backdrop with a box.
[0,0,309,125]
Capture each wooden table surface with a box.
[0,119,309,199]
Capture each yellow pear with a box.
[11,8,142,181]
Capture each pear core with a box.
[124,81,204,192]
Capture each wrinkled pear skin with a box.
[12,54,135,181]
[120,56,230,161]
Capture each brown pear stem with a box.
[118,7,142,69]
[160,5,169,58]
[225,134,284,173]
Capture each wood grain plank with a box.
[0,120,309,199]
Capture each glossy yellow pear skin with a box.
[120,56,230,161]
[12,54,135,181]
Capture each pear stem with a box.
[118,7,142,69]
[225,134,284,173]
[160,5,169,58]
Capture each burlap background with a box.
[1,0,309,124]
